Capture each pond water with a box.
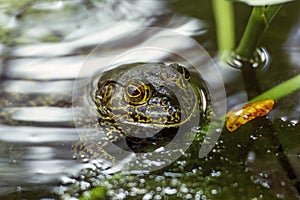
[0,0,299,199]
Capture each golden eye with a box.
[126,85,141,97]
[124,79,152,105]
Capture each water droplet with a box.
[276,193,285,199]
[16,186,22,193]
[280,116,288,122]
[253,178,270,188]
[155,176,164,182]
[246,151,255,163]
[185,193,193,199]
[143,193,153,200]
[164,187,177,195]
[211,171,221,177]
[232,182,238,187]
[227,47,269,70]
[201,195,207,200]
[290,119,298,126]
[215,128,222,133]
[250,135,258,140]
[180,184,189,193]
[156,186,162,192]
[61,176,76,185]
[140,178,145,184]
[259,172,269,179]
[80,181,91,190]
[211,189,218,195]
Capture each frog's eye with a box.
[124,79,152,105]
[169,63,191,80]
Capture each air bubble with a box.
[227,47,269,70]
[280,181,286,186]
[180,184,189,193]
[211,171,221,177]
[259,172,269,179]
[250,135,258,140]
[276,193,285,199]
[246,151,255,163]
[290,119,299,126]
[164,187,177,195]
[16,186,22,193]
[211,189,218,195]
[280,116,288,122]
[143,193,153,200]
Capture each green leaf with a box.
[228,0,293,5]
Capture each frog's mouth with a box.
[113,99,199,129]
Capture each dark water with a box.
[0,0,299,199]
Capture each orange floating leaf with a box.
[226,99,275,132]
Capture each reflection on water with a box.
[0,0,207,198]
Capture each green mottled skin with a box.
[72,63,202,161]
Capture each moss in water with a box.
[76,124,278,200]
[79,158,277,199]
[0,0,32,11]
[0,27,16,45]
[80,186,107,200]
[39,33,62,43]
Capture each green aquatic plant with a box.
[234,5,282,59]
[213,0,288,60]
[212,0,235,60]
[250,73,300,102]
[213,0,299,100]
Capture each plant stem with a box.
[250,74,300,102]
[221,74,300,122]
[264,4,283,22]
[235,5,283,59]
[235,6,266,58]
[212,0,235,61]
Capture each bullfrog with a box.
[72,62,207,162]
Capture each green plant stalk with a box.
[220,74,300,121]
[235,6,266,58]
[250,73,300,102]
[212,0,235,61]
[235,5,282,59]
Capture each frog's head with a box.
[94,63,198,138]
